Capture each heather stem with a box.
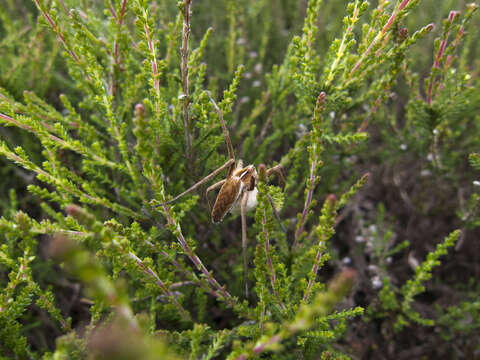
[35,291,71,331]
[119,0,127,25]
[145,240,220,299]
[162,205,238,309]
[303,194,336,303]
[109,0,128,96]
[358,94,383,132]
[325,0,360,86]
[144,21,161,115]
[0,140,138,218]
[234,268,354,360]
[263,209,286,311]
[350,0,411,76]
[124,248,191,321]
[33,0,80,62]
[293,152,318,250]
[181,0,192,160]
[0,112,120,170]
[303,236,324,302]
[427,11,459,105]
[57,0,70,16]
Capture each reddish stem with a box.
[294,153,318,249]
[33,0,79,62]
[235,334,282,360]
[162,205,237,308]
[350,0,411,76]
[253,335,281,353]
[109,5,118,21]
[119,0,127,25]
[127,251,190,321]
[303,245,323,302]
[150,243,220,298]
[303,194,336,302]
[358,94,383,133]
[57,0,70,16]
[427,11,459,105]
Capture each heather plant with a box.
[0,0,479,359]
[368,229,460,331]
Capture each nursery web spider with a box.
[159,91,285,298]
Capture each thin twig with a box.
[358,93,383,133]
[256,110,273,144]
[325,0,360,86]
[124,248,191,321]
[303,236,325,302]
[349,0,411,77]
[181,0,192,159]
[427,11,459,105]
[146,240,220,298]
[33,0,79,62]
[293,152,318,250]
[162,205,238,309]
[0,141,139,219]
[266,194,287,234]
[57,0,70,16]
[262,208,286,311]
[35,291,72,331]
[144,20,160,114]
[303,194,336,303]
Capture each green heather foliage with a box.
[0,0,479,358]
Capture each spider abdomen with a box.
[211,176,243,223]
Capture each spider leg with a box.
[240,190,249,299]
[266,164,286,189]
[205,179,226,212]
[156,158,235,206]
[206,91,236,177]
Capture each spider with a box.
[159,91,285,298]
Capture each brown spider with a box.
[160,92,285,297]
